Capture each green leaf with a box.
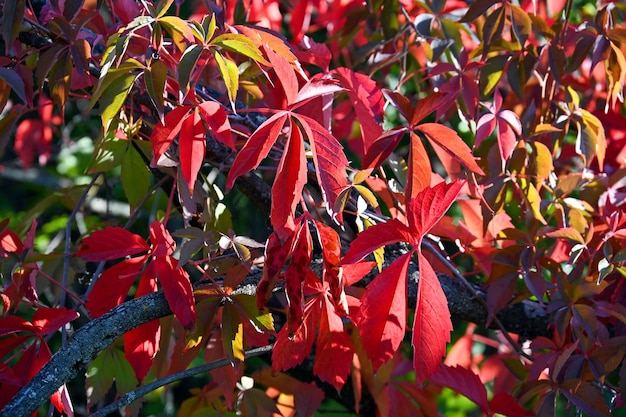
[578,109,606,170]
[482,6,506,58]
[86,346,139,407]
[49,51,72,111]
[145,59,168,119]
[509,5,531,48]
[121,141,151,211]
[89,67,141,132]
[214,51,239,107]
[88,136,127,173]
[155,0,174,18]
[178,44,205,97]
[381,0,399,39]
[233,294,275,332]
[518,178,547,225]
[159,16,194,44]
[222,302,244,361]
[211,34,270,65]
[460,0,496,22]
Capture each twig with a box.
[89,344,274,417]
[61,174,102,342]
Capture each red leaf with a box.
[150,105,192,164]
[0,316,34,336]
[333,67,384,154]
[490,392,534,417]
[355,252,413,369]
[429,364,489,412]
[284,222,313,334]
[197,101,234,150]
[125,271,159,381]
[295,114,349,221]
[272,295,321,371]
[314,294,353,390]
[125,319,160,381]
[412,252,452,384]
[178,111,206,192]
[266,46,299,106]
[149,221,176,257]
[415,123,484,176]
[77,227,150,261]
[153,256,196,329]
[475,113,496,146]
[226,112,289,190]
[293,381,325,417]
[406,130,432,200]
[383,90,414,123]
[271,123,307,236]
[31,307,79,336]
[342,219,414,265]
[14,119,47,168]
[256,231,294,309]
[293,77,345,108]
[86,256,147,318]
[362,127,406,169]
[410,92,456,126]
[0,222,23,255]
[342,261,376,286]
[314,220,343,304]
[406,180,465,238]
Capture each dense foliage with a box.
[1,0,626,416]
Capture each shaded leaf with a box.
[429,365,488,413]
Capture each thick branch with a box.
[0,258,549,417]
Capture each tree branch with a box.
[0,255,549,417]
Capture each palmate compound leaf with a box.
[342,181,463,378]
[150,103,232,192]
